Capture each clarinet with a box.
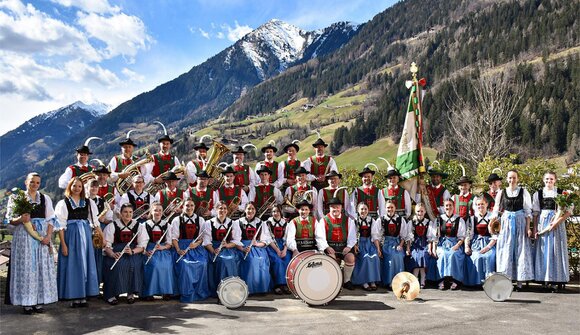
[176,225,208,263]
[212,223,234,263]
[243,223,263,260]
[110,233,138,270]
[145,228,169,265]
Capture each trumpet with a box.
[163,197,183,220]
[227,196,241,216]
[115,153,153,195]
[256,196,276,219]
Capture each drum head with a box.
[483,273,513,302]
[218,276,249,309]
[291,253,342,306]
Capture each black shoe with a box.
[70,302,80,308]
[78,302,89,308]
[274,287,284,295]
[282,286,291,295]
[107,298,119,306]
[362,285,373,292]
[162,294,171,301]
[343,281,355,290]
[141,296,154,302]
[22,307,34,315]
[127,297,135,304]
[33,306,45,313]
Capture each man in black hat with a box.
[185,142,211,187]
[248,166,283,218]
[301,138,338,190]
[425,167,451,216]
[280,142,301,191]
[283,166,318,220]
[483,172,503,210]
[452,175,475,219]
[316,197,357,290]
[185,170,213,219]
[380,167,411,218]
[230,146,258,193]
[153,172,184,211]
[143,133,180,185]
[93,163,117,203]
[108,133,139,183]
[211,166,248,217]
[58,140,96,189]
[351,166,385,219]
[315,170,352,219]
[254,143,283,188]
[286,199,317,257]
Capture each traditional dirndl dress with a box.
[378,215,406,286]
[533,188,569,283]
[56,198,99,300]
[496,187,534,281]
[265,218,292,286]
[351,216,381,285]
[171,214,210,302]
[237,217,271,294]
[436,214,466,282]
[142,219,176,297]
[102,220,146,300]
[464,214,496,286]
[207,218,240,296]
[405,218,430,271]
[7,193,58,306]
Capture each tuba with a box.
[115,153,154,195]
[145,163,187,194]
[204,140,230,189]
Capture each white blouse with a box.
[103,220,149,249]
[144,219,172,245]
[5,192,55,224]
[54,198,99,230]
[233,217,273,245]
[492,187,532,218]
[371,214,411,242]
[169,214,211,246]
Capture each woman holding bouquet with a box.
[5,173,58,314]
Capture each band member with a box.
[255,142,284,188]
[86,179,112,284]
[286,200,318,256]
[316,197,357,290]
[186,171,213,219]
[374,200,410,287]
[284,166,318,219]
[248,166,283,219]
[108,131,139,182]
[316,171,352,219]
[211,166,248,217]
[464,197,497,286]
[117,175,154,221]
[425,166,450,216]
[154,172,185,209]
[185,141,210,187]
[453,175,474,219]
[171,199,211,302]
[492,170,534,290]
[143,124,180,185]
[351,166,385,219]
[533,171,571,291]
[483,172,503,211]
[5,173,58,314]
[405,203,433,289]
[58,137,100,189]
[234,203,272,294]
[435,199,467,290]
[230,146,258,193]
[102,203,148,305]
[280,142,301,191]
[205,201,241,296]
[54,177,100,307]
[301,138,338,190]
[381,167,411,218]
[265,205,292,294]
[351,202,381,291]
[142,202,175,301]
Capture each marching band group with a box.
[5,127,573,314]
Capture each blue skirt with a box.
[208,241,240,297]
[93,223,108,285]
[464,235,496,286]
[266,239,292,286]
[102,243,144,300]
[173,240,210,302]
[351,237,381,284]
[496,210,534,281]
[436,237,465,282]
[534,210,569,283]
[240,239,271,294]
[143,242,177,297]
[57,219,99,300]
[405,236,429,270]
[381,236,405,286]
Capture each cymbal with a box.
[392,271,420,301]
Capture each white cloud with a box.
[198,28,210,39]
[50,0,120,14]
[223,21,253,42]
[122,68,145,83]
[64,59,121,87]
[216,31,224,39]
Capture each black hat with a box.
[295,199,313,209]
[427,167,449,178]
[93,165,110,174]
[194,142,210,151]
[386,168,401,178]
[76,145,92,155]
[294,166,309,175]
[325,170,342,180]
[157,134,174,144]
[221,165,236,175]
[456,176,473,185]
[358,167,376,177]
[162,172,180,181]
[485,173,503,183]
[283,142,300,153]
[232,146,247,154]
[119,138,136,147]
[256,166,272,175]
[312,138,328,148]
[327,197,343,206]
[196,170,210,179]
[261,143,278,153]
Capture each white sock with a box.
[343,264,354,283]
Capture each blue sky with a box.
[0,0,397,135]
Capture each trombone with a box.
[256,196,276,219]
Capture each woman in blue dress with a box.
[171,198,211,302]
[351,202,381,290]
[142,202,175,300]
[234,202,272,294]
[6,173,58,314]
[435,199,467,290]
[405,203,433,288]
[265,205,292,294]
[102,203,148,305]
[54,177,100,307]
[464,196,497,286]
[374,200,410,288]
[533,171,572,292]
[205,201,241,296]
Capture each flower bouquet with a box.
[10,188,43,241]
[538,188,579,236]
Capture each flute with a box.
[110,233,138,270]
[176,225,208,263]
[145,228,170,265]
[212,224,234,263]
[243,224,263,260]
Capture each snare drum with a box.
[483,273,513,302]
[286,250,343,306]
[217,276,249,309]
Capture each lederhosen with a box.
[178,215,201,241]
[323,215,349,256]
[356,186,380,218]
[384,186,406,217]
[151,153,175,178]
[292,216,316,252]
[310,156,330,190]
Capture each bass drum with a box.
[217,276,249,309]
[286,250,342,306]
[483,273,513,302]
